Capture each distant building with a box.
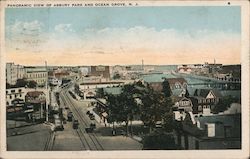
[90,66,110,80]
[24,67,47,86]
[79,81,124,99]
[173,113,241,149]
[148,78,187,93]
[79,66,90,76]
[177,65,192,74]
[6,63,25,85]
[217,65,241,81]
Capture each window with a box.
[198,99,202,103]
[175,82,181,89]
[6,91,8,94]
[6,102,9,105]
[9,95,12,99]
[19,94,22,97]
[198,105,202,111]
[18,89,22,93]
[15,94,17,98]
[11,90,15,93]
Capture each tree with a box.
[16,78,28,87]
[213,95,240,113]
[106,83,141,136]
[162,112,173,132]
[162,79,172,98]
[106,94,123,131]
[96,88,105,98]
[140,87,168,133]
[160,79,174,132]
[113,73,121,80]
[121,84,140,135]
[27,80,37,88]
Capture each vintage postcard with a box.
[0,0,249,158]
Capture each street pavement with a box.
[7,123,51,151]
[69,96,143,150]
[52,120,85,151]
[7,84,142,151]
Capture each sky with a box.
[5,6,241,66]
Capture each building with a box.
[167,78,188,90]
[90,66,110,80]
[79,66,90,76]
[172,96,194,122]
[173,113,241,149]
[79,81,124,99]
[190,89,221,115]
[148,78,187,93]
[177,65,192,74]
[24,67,47,86]
[25,91,46,104]
[6,87,26,106]
[172,97,193,112]
[6,63,25,85]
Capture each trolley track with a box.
[60,90,104,150]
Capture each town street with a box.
[48,84,142,151]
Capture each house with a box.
[172,96,193,112]
[172,96,193,121]
[190,89,222,115]
[147,78,187,94]
[25,91,46,104]
[173,113,241,149]
[6,87,26,106]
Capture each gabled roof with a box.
[194,89,222,98]
[172,96,191,103]
[167,78,187,85]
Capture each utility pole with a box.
[142,59,144,71]
[45,61,49,122]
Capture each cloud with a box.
[54,24,74,33]
[7,20,43,36]
[6,20,46,51]
[6,23,241,64]
[77,26,240,59]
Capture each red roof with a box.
[167,78,187,85]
